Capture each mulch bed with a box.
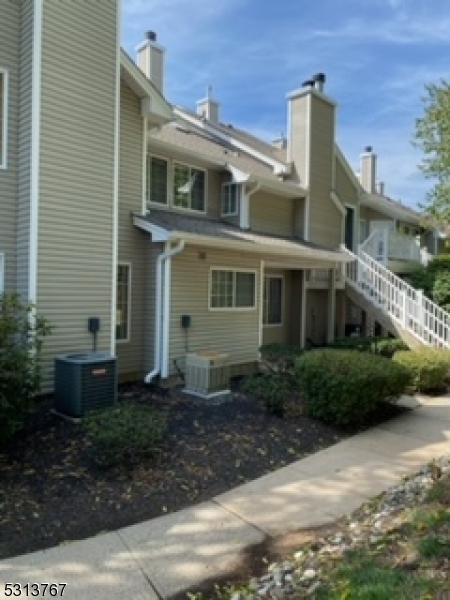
[0,381,406,560]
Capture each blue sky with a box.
[122,0,450,210]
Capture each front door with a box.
[345,207,355,251]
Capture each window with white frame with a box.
[221,183,240,216]
[263,275,283,325]
[0,70,7,169]
[173,162,206,212]
[116,264,131,341]
[210,269,256,309]
[146,155,168,207]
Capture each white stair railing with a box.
[343,246,450,348]
[359,229,386,264]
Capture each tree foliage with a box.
[414,80,450,228]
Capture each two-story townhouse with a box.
[1,4,447,394]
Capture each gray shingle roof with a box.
[144,210,344,254]
[149,117,285,183]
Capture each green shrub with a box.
[0,292,51,446]
[85,403,167,466]
[371,338,409,358]
[327,336,378,352]
[260,343,304,372]
[393,349,450,393]
[243,372,293,416]
[296,350,411,427]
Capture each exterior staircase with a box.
[343,246,450,349]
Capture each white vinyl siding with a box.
[0,69,8,168]
[209,268,256,310]
[173,162,206,212]
[263,275,283,325]
[221,182,240,216]
[116,263,131,342]
[146,154,168,206]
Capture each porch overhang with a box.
[361,192,421,225]
[133,214,351,266]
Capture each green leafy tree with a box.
[0,292,52,446]
[414,80,450,228]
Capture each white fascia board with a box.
[133,215,170,241]
[174,107,287,174]
[330,191,346,216]
[227,164,250,183]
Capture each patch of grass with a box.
[426,477,450,505]
[419,536,450,559]
[317,551,436,600]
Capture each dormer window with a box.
[221,183,240,216]
[173,162,206,212]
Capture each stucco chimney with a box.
[360,146,377,194]
[136,31,165,94]
[196,86,220,124]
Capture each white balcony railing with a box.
[359,228,421,265]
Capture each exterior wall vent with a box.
[184,351,230,399]
[54,353,117,417]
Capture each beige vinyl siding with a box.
[359,206,392,223]
[289,96,308,185]
[250,191,294,236]
[0,2,19,291]
[335,157,358,206]
[144,242,162,373]
[116,81,146,379]
[38,1,118,389]
[169,245,260,375]
[308,96,342,248]
[262,269,293,346]
[293,197,305,238]
[206,168,222,219]
[16,0,34,299]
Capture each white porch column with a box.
[327,267,336,343]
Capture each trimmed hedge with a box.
[243,372,293,416]
[327,336,409,358]
[296,349,411,427]
[393,349,450,393]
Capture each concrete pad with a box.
[0,532,156,600]
[118,501,265,598]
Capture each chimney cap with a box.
[364,145,373,153]
[313,72,326,83]
[146,31,157,41]
[301,79,314,88]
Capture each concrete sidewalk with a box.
[1,394,449,600]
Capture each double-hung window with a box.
[263,275,283,325]
[221,183,240,216]
[210,269,256,309]
[116,264,131,341]
[173,162,205,212]
[146,155,168,207]
[0,69,8,169]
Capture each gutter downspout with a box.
[145,239,185,383]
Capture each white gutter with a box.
[240,182,261,229]
[145,239,185,384]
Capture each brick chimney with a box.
[136,31,165,94]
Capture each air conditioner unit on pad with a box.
[184,351,230,398]
[54,353,117,417]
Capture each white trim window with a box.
[221,182,240,216]
[173,162,206,212]
[263,275,283,326]
[116,263,131,342]
[0,253,4,294]
[210,268,256,310]
[0,69,8,169]
[146,155,168,207]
